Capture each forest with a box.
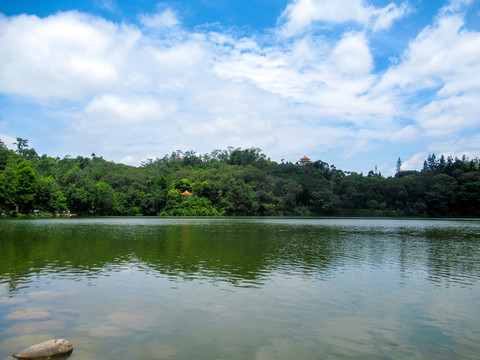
[1,138,479,217]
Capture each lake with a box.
[1,217,480,359]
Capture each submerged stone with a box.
[0,297,25,304]
[13,339,73,359]
[5,308,50,320]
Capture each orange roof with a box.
[299,156,311,162]
[181,190,193,195]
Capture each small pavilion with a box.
[181,190,193,196]
[299,156,311,165]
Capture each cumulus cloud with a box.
[0,0,478,172]
[391,125,421,143]
[375,11,480,138]
[83,95,176,129]
[0,12,140,99]
[416,93,480,136]
[402,152,428,171]
[214,30,381,123]
[371,2,411,31]
[140,7,180,29]
[0,133,17,149]
[328,31,373,75]
[376,15,473,92]
[0,6,419,165]
[278,0,410,37]
[440,0,475,14]
[429,134,480,159]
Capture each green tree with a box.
[0,172,5,212]
[1,160,17,212]
[272,178,302,214]
[65,185,94,214]
[457,178,480,216]
[0,139,12,170]
[14,137,38,160]
[160,195,223,216]
[15,160,38,213]
[36,176,67,212]
[36,155,59,177]
[227,147,267,166]
[140,190,167,215]
[95,181,117,215]
[425,174,458,216]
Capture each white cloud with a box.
[0,133,17,149]
[416,93,480,136]
[0,8,398,165]
[140,8,180,29]
[441,0,474,14]
[95,0,119,13]
[391,125,421,143]
[376,15,472,92]
[0,2,478,172]
[328,31,372,75]
[376,12,480,138]
[0,12,140,99]
[119,155,136,165]
[429,134,480,159]
[83,95,175,128]
[402,152,428,171]
[279,0,369,36]
[214,31,381,124]
[278,0,410,37]
[371,2,411,31]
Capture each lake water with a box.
[1,217,480,359]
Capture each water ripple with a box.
[1,218,480,360]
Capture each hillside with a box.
[1,138,479,217]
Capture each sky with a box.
[0,0,479,175]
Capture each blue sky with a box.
[1,0,479,174]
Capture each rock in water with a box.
[13,339,73,359]
[5,308,50,320]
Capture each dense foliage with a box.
[1,138,479,217]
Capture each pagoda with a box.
[299,156,311,165]
[181,190,193,196]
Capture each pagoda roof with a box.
[299,156,311,162]
[181,190,193,195]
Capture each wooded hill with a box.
[1,138,479,217]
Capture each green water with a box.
[1,218,480,359]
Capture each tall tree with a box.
[15,160,38,213]
[396,157,402,175]
[14,137,38,160]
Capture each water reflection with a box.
[2,218,480,360]
[1,218,480,292]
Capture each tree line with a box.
[1,138,479,217]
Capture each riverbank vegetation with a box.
[1,138,479,217]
